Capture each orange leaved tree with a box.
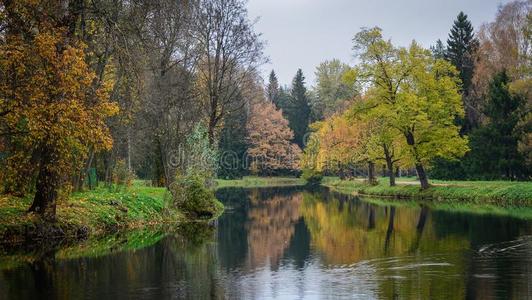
[0,0,118,220]
[246,100,301,175]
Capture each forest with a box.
[0,0,531,222]
[0,1,531,299]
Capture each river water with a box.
[1,186,531,299]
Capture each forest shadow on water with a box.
[1,186,531,299]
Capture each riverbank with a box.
[322,177,532,207]
[215,176,305,188]
[0,182,185,244]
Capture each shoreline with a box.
[321,177,532,210]
[2,176,531,246]
[0,181,222,247]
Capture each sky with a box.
[247,0,512,87]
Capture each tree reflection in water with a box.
[1,187,531,299]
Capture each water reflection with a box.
[1,187,531,299]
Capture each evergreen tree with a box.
[446,12,478,92]
[217,107,249,179]
[266,70,280,104]
[286,69,311,149]
[466,71,528,179]
[431,12,479,178]
[276,86,292,113]
[446,11,479,134]
[431,39,446,59]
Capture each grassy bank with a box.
[323,177,532,207]
[215,176,305,188]
[0,181,184,244]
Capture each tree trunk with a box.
[404,131,429,189]
[127,128,132,171]
[415,163,430,189]
[367,161,377,185]
[368,206,375,229]
[383,145,396,187]
[416,206,429,232]
[208,113,217,146]
[384,206,396,252]
[28,146,60,221]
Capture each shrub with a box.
[111,160,135,191]
[170,173,223,219]
[302,168,323,186]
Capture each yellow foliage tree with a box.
[303,113,369,179]
[0,0,118,220]
[352,28,468,189]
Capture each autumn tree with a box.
[347,94,406,186]
[246,100,301,175]
[134,0,200,187]
[0,0,118,219]
[353,28,468,189]
[193,0,265,145]
[474,0,531,166]
[308,115,369,179]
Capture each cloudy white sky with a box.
[247,0,512,86]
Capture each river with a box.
[1,186,531,299]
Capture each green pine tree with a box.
[431,12,479,178]
[286,69,311,148]
[466,71,528,179]
[446,11,478,93]
[217,98,249,179]
[431,39,446,59]
[267,70,280,105]
[447,11,479,135]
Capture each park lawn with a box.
[0,181,183,243]
[215,176,305,188]
[322,177,532,207]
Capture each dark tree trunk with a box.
[368,206,375,229]
[404,131,430,189]
[416,206,429,232]
[28,146,60,221]
[384,206,396,252]
[415,163,430,189]
[208,111,217,146]
[367,161,377,185]
[383,144,396,187]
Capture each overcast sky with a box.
[247,0,511,87]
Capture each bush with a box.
[302,168,323,186]
[111,160,135,191]
[170,173,223,219]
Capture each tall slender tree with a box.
[286,69,311,148]
[266,70,280,104]
[446,11,479,133]
[193,0,265,145]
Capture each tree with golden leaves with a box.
[0,0,118,220]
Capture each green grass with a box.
[323,176,532,208]
[215,176,305,188]
[0,181,184,243]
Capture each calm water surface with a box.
[1,187,531,299]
